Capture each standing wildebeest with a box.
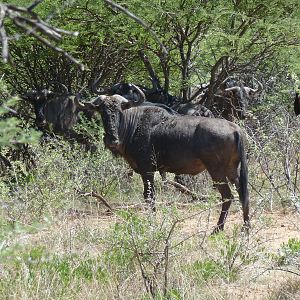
[77,92,250,232]
[172,101,214,118]
[22,89,79,132]
[212,78,263,120]
[295,92,300,116]
[21,88,95,150]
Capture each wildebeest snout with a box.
[103,135,120,152]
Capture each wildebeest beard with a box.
[103,135,121,156]
[101,109,121,156]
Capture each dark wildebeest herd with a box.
[90,78,264,120]
[19,79,299,232]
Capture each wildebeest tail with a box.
[235,131,249,210]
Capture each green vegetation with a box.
[271,238,300,266]
[0,81,40,146]
[0,0,299,299]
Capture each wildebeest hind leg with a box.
[233,179,250,231]
[141,173,156,211]
[213,182,234,233]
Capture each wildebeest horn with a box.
[241,78,263,95]
[252,78,263,93]
[75,91,111,110]
[74,95,99,110]
[74,93,85,109]
[224,86,241,92]
[58,83,69,94]
[129,84,146,104]
[220,76,231,86]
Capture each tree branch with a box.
[103,0,168,56]
[0,2,83,69]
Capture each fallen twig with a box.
[164,179,199,200]
[78,190,113,212]
[252,267,300,281]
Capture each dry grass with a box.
[2,198,299,299]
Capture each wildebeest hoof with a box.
[211,226,224,235]
[241,221,251,234]
[145,199,156,212]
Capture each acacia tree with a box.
[121,0,300,104]
[94,0,298,106]
[0,1,82,67]
[0,0,84,148]
[1,0,142,93]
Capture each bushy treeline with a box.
[2,0,300,95]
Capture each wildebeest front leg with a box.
[213,182,234,233]
[141,173,156,211]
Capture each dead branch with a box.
[27,0,44,12]
[164,179,199,200]
[138,50,161,89]
[0,5,8,63]
[0,2,84,69]
[78,190,113,212]
[113,201,203,211]
[252,267,300,281]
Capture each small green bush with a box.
[274,238,300,266]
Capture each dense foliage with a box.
[2,0,300,95]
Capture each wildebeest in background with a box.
[92,81,214,118]
[92,81,179,107]
[211,78,263,120]
[92,78,262,121]
[21,88,96,151]
[77,91,250,232]
[295,92,300,116]
[172,102,214,118]
[22,89,76,131]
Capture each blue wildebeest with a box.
[21,88,96,151]
[77,89,250,232]
[22,89,79,132]
[212,78,263,120]
[92,82,214,118]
